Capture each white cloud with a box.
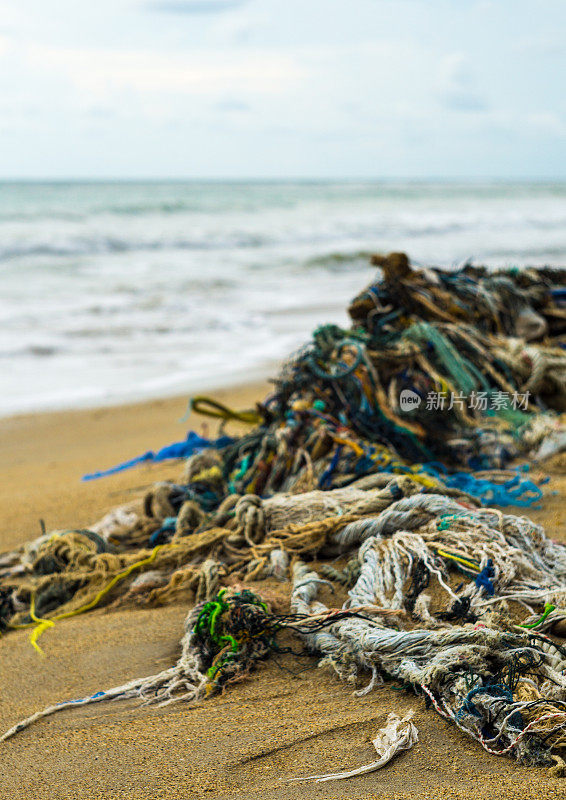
[438,53,489,112]
[0,0,564,177]
[146,0,249,12]
[524,112,566,137]
[24,43,305,97]
[0,33,11,56]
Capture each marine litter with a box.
[1,252,566,780]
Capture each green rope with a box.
[520,603,555,629]
[195,588,230,643]
[404,322,481,395]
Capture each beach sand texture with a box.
[1,386,565,800]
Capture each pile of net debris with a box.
[2,253,566,777]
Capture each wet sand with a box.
[1,385,565,800]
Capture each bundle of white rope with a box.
[5,491,566,771]
[291,711,418,782]
[290,553,566,765]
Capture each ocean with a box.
[2,180,566,416]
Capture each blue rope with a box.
[457,684,512,720]
[82,431,234,481]
[319,445,343,489]
[475,559,495,595]
[420,463,544,507]
[57,690,106,707]
[149,516,177,547]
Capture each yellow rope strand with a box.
[435,548,481,572]
[24,544,176,654]
[190,396,261,425]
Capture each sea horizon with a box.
[2,178,566,417]
[2,176,566,184]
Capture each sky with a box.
[0,0,565,179]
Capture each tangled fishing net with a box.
[2,253,566,776]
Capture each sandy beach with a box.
[1,384,565,800]
[2,0,565,794]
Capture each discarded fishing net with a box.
[271,254,565,469]
[5,495,566,773]
[2,253,566,775]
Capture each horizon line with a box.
[1,175,566,184]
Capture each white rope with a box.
[1,604,207,742]
[291,711,418,782]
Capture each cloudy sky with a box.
[0,0,564,178]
